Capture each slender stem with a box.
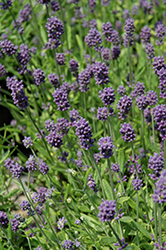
[158,203,162,247]
[136,191,140,246]
[84,92,87,119]
[127,44,132,86]
[107,158,116,201]
[89,148,106,199]
[107,221,122,246]
[154,202,158,239]
[141,110,146,153]
[151,112,156,147]
[26,237,32,250]
[0,226,15,250]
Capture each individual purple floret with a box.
[0,0,12,10]
[153,104,166,140]
[144,108,152,125]
[56,53,65,65]
[45,16,64,49]
[97,107,108,121]
[158,68,166,99]
[98,136,113,158]
[74,219,81,225]
[69,58,79,79]
[111,163,120,173]
[111,45,121,60]
[148,153,164,181]
[26,155,38,171]
[101,48,111,62]
[33,68,45,86]
[132,177,143,190]
[114,237,128,250]
[94,153,102,163]
[101,0,110,6]
[140,26,151,44]
[98,199,116,222]
[10,218,20,232]
[4,157,14,171]
[117,85,126,96]
[78,68,91,92]
[34,246,43,250]
[117,95,132,120]
[85,28,103,52]
[62,240,75,249]
[18,4,32,23]
[51,1,60,11]
[120,123,136,142]
[136,94,149,110]
[0,39,18,56]
[37,158,49,175]
[99,87,115,105]
[58,151,68,162]
[155,23,166,46]
[87,174,98,193]
[89,0,96,13]
[22,136,33,148]
[145,43,155,60]
[74,117,94,150]
[0,211,9,227]
[152,56,166,75]
[48,73,60,88]
[93,61,110,85]
[146,90,158,106]
[52,87,70,111]
[11,162,24,178]
[132,4,139,15]
[20,200,31,211]
[152,169,166,203]
[57,217,67,230]
[0,63,7,77]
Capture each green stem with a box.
[151,112,156,147]
[89,148,106,199]
[136,191,140,246]
[107,221,122,246]
[107,158,116,201]
[0,226,15,250]
[158,203,162,247]
[127,44,132,87]
[154,202,158,240]
[141,110,146,153]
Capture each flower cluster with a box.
[98,136,113,158]
[153,104,166,140]
[152,169,166,203]
[123,18,135,47]
[148,153,164,181]
[87,174,98,193]
[120,123,136,142]
[85,28,103,52]
[117,95,132,119]
[98,199,116,222]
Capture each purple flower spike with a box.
[87,174,98,193]
[155,23,166,46]
[153,56,166,75]
[74,117,94,150]
[98,199,116,222]
[153,104,166,140]
[85,28,103,52]
[132,177,143,190]
[99,87,115,105]
[145,43,155,60]
[52,87,70,111]
[57,217,67,230]
[136,94,149,110]
[69,58,79,78]
[0,39,18,56]
[33,68,45,86]
[98,136,113,158]
[0,211,9,227]
[22,136,33,148]
[0,0,12,10]
[120,123,136,142]
[97,107,108,121]
[10,218,19,232]
[46,130,63,148]
[117,95,132,119]
[0,63,7,77]
[78,68,90,92]
[101,48,111,61]
[93,61,110,85]
[148,153,164,181]
[48,73,60,88]
[56,53,65,65]
[152,169,166,203]
[140,26,151,44]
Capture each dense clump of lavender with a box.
[98,136,113,158]
[33,68,45,86]
[153,104,166,140]
[148,153,164,181]
[101,48,111,61]
[48,73,60,88]
[87,174,98,193]
[17,44,31,74]
[97,107,108,121]
[145,43,155,60]
[85,28,103,52]
[123,18,135,47]
[152,56,166,75]
[45,16,64,49]
[0,39,18,56]
[0,211,9,227]
[111,46,121,60]
[155,23,165,45]
[26,155,38,171]
[136,94,149,110]
[10,218,20,232]
[6,76,29,110]
[52,87,70,111]
[152,169,166,203]
[93,62,110,85]
[18,4,32,23]
[78,68,91,92]
[120,123,136,142]
[56,53,65,65]
[98,199,116,222]
[117,95,132,119]
[117,85,126,96]
[140,26,151,44]
[132,177,143,190]
[74,117,94,150]
[99,87,115,105]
